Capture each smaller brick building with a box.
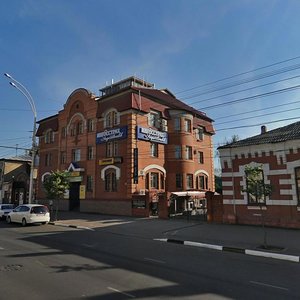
[0,156,32,206]
[218,122,300,228]
[36,77,215,216]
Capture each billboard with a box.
[96,126,128,144]
[136,126,168,144]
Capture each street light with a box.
[4,73,37,204]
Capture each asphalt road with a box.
[0,220,299,299]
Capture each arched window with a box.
[105,169,117,192]
[77,121,84,134]
[104,109,120,128]
[196,173,208,190]
[44,129,54,144]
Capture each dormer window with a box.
[44,130,54,144]
[196,127,204,140]
[148,111,160,128]
[184,119,192,133]
[104,109,120,128]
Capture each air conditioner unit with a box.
[139,189,146,195]
[139,170,145,176]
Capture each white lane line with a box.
[107,287,135,298]
[0,247,4,250]
[144,257,166,264]
[250,281,289,291]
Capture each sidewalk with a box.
[49,211,300,262]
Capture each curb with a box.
[49,222,94,231]
[155,238,300,263]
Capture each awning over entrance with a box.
[171,191,206,198]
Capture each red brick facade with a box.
[36,77,215,216]
[218,125,300,228]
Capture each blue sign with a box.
[96,126,128,144]
[136,126,168,144]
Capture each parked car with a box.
[6,204,50,226]
[0,204,14,219]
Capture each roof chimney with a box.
[261,125,267,134]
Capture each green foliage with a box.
[43,170,70,200]
[243,165,272,203]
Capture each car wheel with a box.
[22,218,27,227]
[7,216,11,224]
[41,222,47,225]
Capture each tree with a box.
[242,165,272,248]
[223,134,240,146]
[243,165,272,203]
[43,170,70,221]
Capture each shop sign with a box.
[68,176,82,182]
[96,126,128,144]
[136,126,168,144]
[70,171,80,177]
[79,185,86,199]
[99,157,123,165]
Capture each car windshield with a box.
[31,206,49,214]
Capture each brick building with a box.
[0,156,32,206]
[218,122,300,228]
[36,77,215,216]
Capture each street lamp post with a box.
[4,73,37,204]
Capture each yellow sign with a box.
[99,158,114,165]
[70,171,80,177]
[99,157,123,165]
[79,185,86,200]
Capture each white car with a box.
[7,204,50,226]
[0,204,14,219]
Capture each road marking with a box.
[184,241,223,251]
[82,243,96,248]
[35,260,47,267]
[107,287,135,298]
[245,249,300,262]
[154,238,168,242]
[0,247,4,250]
[144,257,166,264]
[250,281,289,291]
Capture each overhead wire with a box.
[175,54,300,95]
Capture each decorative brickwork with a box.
[36,77,215,216]
[218,123,300,228]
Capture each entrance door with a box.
[69,182,80,211]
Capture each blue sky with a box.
[1,0,300,170]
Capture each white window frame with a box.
[184,119,192,133]
[186,146,193,160]
[72,149,81,162]
[186,174,193,189]
[150,143,158,157]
